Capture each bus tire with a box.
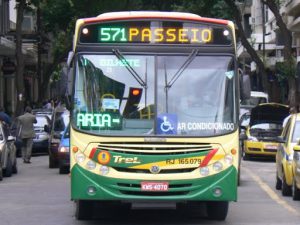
[292,180,300,200]
[59,165,69,174]
[75,200,94,220]
[206,201,228,221]
[49,156,57,168]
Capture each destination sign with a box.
[76,112,122,130]
[79,21,232,45]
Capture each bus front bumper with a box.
[71,164,237,202]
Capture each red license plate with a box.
[141,182,169,191]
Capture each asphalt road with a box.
[0,156,300,225]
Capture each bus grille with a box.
[97,142,213,155]
[113,167,196,174]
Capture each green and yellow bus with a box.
[68,11,239,220]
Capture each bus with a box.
[68,11,239,220]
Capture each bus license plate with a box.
[141,182,169,191]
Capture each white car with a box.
[0,121,17,179]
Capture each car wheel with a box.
[206,201,229,221]
[292,179,300,201]
[12,158,18,174]
[276,173,282,190]
[4,157,13,177]
[75,200,94,220]
[0,167,3,181]
[282,172,292,196]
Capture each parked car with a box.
[276,113,300,196]
[32,108,53,121]
[32,114,51,154]
[240,91,269,119]
[292,141,300,200]
[58,124,70,174]
[242,103,289,160]
[47,106,70,168]
[0,121,17,178]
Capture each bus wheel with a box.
[59,165,69,174]
[206,201,228,220]
[75,200,94,220]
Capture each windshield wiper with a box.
[165,49,198,89]
[112,49,147,88]
[164,49,198,112]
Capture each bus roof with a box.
[82,11,229,25]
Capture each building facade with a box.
[0,0,39,116]
[238,0,300,103]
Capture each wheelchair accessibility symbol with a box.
[157,114,177,134]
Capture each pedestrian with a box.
[17,106,37,163]
[0,106,12,125]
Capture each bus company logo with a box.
[97,151,111,165]
[150,165,161,174]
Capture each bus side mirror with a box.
[67,51,74,68]
[239,69,251,101]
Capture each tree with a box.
[262,0,297,108]
[15,0,27,116]
[36,0,142,102]
[224,0,266,91]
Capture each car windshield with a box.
[35,116,49,128]
[292,121,300,143]
[250,123,282,130]
[73,54,237,136]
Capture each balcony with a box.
[285,0,300,17]
[287,16,300,31]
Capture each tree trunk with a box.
[224,0,266,90]
[263,0,297,108]
[15,0,26,116]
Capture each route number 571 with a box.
[100,27,127,42]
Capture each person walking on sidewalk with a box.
[17,106,37,163]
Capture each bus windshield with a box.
[73,53,237,136]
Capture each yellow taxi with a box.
[242,103,289,160]
[276,113,300,196]
[292,142,300,200]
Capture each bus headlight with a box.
[213,161,223,172]
[200,166,210,176]
[224,154,233,165]
[76,153,85,163]
[100,165,109,175]
[86,160,96,170]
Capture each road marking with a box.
[243,166,300,216]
